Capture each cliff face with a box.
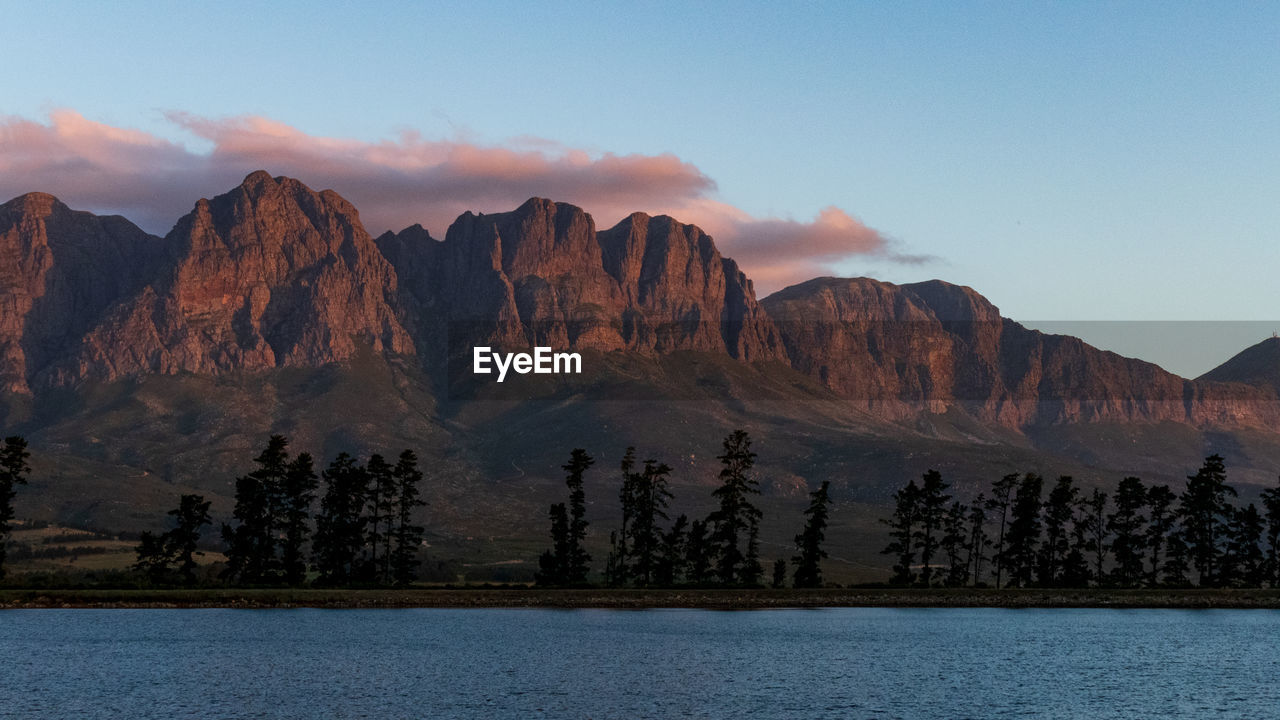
[0,193,160,394]
[761,277,1280,427]
[41,172,415,386]
[377,201,786,362]
[3,172,1277,433]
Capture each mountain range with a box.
[3,172,1278,580]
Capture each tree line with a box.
[535,429,834,589]
[134,434,427,586]
[883,454,1280,588]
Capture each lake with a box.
[2,607,1278,718]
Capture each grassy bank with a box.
[7,587,1280,609]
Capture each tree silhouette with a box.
[1081,488,1109,585]
[1038,476,1077,586]
[882,479,921,586]
[1108,477,1148,587]
[221,435,290,584]
[771,559,788,589]
[312,452,369,586]
[536,503,570,586]
[628,459,673,586]
[941,501,970,587]
[792,480,832,589]
[1146,484,1177,587]
[606,447,641,586]
[564,449,594,585]
[966,495,991,586]
[1223,503,1264,587]
[1000,473,1042,588]
[709,430,761,585]
[1178,455,1236,586]
[364,453,396,584]
[0,436,31,581]
[685,519,712,585]
[134,493,212,585]
[914,470,950,587]
[279,452,318,586]
[655,514,688,586]
[985,473,1019,588]
[390,449,427,586]
[1260,478,1280,587]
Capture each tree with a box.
[563,449,594,585]
[1000,473,1042,588]
[1081,488,1109,584]
[1146,484,1177,587]
[966,495,991,587]
[771,559,788,589]
[742,519,764,587]
[941,501,970,587]
[628,459,673,586]
[168,494,213,584]
[1224,503,1265,588]
[654,514,688,586]
[279,452,318,586]
[0,436,31,581]
[985,473,1019,588]
[1037,476,1077,586]
[221,435,289,584]
[1178,455,1236,586]
[606,447,641,586]
[1061,501,1092,588]
[133,494,212,585]
[914,470,950,587]
[1108,477,1147,587]
[389,450,427,586]
[685,519,712,585]
[882,479,921,586]
[1261,478,1280,587]
[364,453,397,583]
[1161,531,1192,587]
[792,481,832,589]
[536,503,570,586]
[708,430,761,585]
[312,453,369,586]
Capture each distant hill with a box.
[4,171,1280,581]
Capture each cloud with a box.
[0,110,930,293]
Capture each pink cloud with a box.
[0,110,929,293]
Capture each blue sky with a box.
[3,2,1279,373]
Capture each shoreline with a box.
[7,587,1280,609]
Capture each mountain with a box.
[5,171,1280,581]
[1199,337,1280,394]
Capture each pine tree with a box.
[628,459,673,586]
[133,494,212,585]
[771,559,788,589]
[1224,503,1265,588]
[563,449,594,585]
[312,453,369,586]
[985,473,1019,588]
[654,514,688,587]
[389,449,427,586]
[1061,501,1092,588]
[279,453,318,586]
[1108,477,1148,587]
[607,447,641,586]
[1178,454,1236,586]
[914,470,950,587]
[364,453,397,583]
[941,501,970,587]
[742,519,764,587]
[685,519,712,585]
[1161,531,1192,587]
[1038,476,1077,586]
[168,494,212,584]
[708,430,761,585]
[0,436,31,581]
[536,503,570,586]
[1081,488,1109,585]
[221,436,290,585]
[882,479,921,586]
[1146,484,1177,587]
[1000,473,1042,588]
[1260,478,1280,587]
[792,481,832,589]
[966,495,991,587]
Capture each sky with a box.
[2,2,1278,376]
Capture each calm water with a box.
[2,607,1279,719]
